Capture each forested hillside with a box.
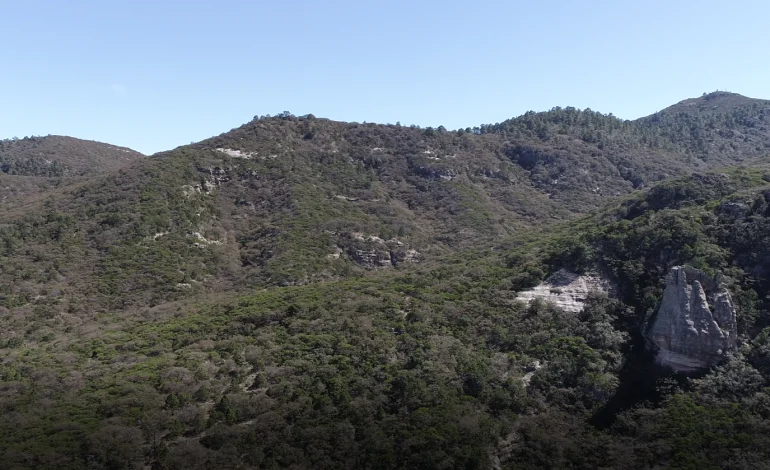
[3,93,770,469]
[0,136,144,209]
[0,135,143,177]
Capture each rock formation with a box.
[351,249,393,267]
[515,269,612,313]
[341,232,421,268]
[646,266,737,372]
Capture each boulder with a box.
[646,266,737,372]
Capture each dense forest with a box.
[3,92,770,468]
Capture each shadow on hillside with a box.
[589,337,696,429]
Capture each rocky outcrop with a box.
[515,269,613,313]
[182,166,232,197]
[351,249,393,267]
[646,266,737,372]
[395,249,421,264]
[197,166,231,186]
[411,165,456,181]
[341,232,421,268]
[215,148,258,159]
[348,247,422,268]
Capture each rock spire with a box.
[646,266,737,372]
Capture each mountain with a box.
[0,135,143,177]
[485,91,770,195]
[6,100,766,312]
[4,94,770,469]
[651,90,770,117]
[0,135,144,213]
[637,91,770,162]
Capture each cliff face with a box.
[515,269,613,313]
[646,266,737,372]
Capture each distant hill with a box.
[637,91,770,161]
[484,92,770,197]
[0,135,143,177]
[650,91,770,116]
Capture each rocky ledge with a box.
[645,266,737,372]
[515,269,613,313]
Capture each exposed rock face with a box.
[182,166,232,197]
[398,249,421,264]
[348,248,422,268]
[342,232,421,268]
[515,269,612,313]
[646,266,737,372]
[351,249,392,267]
[215,148,258,159]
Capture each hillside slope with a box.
[0,135,143,177]
[4,94,770,468]
[0,135,144,209]
[6,98,768,313]
[5,165,770,468]
[484,92,770,196]
[2,95,770,347]
[0,118,563,317]
[637,91,770,162]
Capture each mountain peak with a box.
[653,91,770,117]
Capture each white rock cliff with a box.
[515,269,612,313]
[646,266,737,372]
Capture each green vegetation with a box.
[4,93,770,468]
[0,135,143,177]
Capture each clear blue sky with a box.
[2,0,768,154]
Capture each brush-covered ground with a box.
[4,93,770,468]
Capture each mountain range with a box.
[3,91,770,469]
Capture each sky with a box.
[1,0,769,155]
